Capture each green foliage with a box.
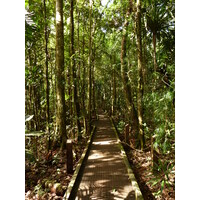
[25,0,175,198]
[117,120,125,132]
[25,149,36,163]
[148,160,174,197]
[33,183,46,198]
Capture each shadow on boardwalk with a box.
[75,113,137,200]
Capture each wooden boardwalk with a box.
[75,113,141,200]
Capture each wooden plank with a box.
[66,139,73,174]
[110,117,144,200]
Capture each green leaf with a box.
[151,180,159,187]
[65,94,70,100]
[25,0,29,9]
[161,180,165,192]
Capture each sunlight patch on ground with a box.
[93,140,115,145]
[88,151,104,159]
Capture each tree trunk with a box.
[70,0,82,140]
[67,43,73,128]
[44,0,51,151]
[82,34,86,110]
[92,45,96,118]
[112,55,116,115]
[153,31,157,72]
[77,4,81,98]
[25,86,30,130]
[33,87,39,131]
[88,0,93,134]
[56,0,67,150]
[136,0,144,150]
[28,49,34,130]
[82,19,87,136]
[120,17,139,143]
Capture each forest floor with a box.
[126,149,175,200]
[25,114,175,200]
[25,137,87,200]
[113,116,175,200]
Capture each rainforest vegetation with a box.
[25,0,175,199]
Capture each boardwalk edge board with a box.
[110,117,144,200]
[63,125,96,200]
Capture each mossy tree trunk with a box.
[82,18,87,136]
[56,0,67,150]
[77,3,81,98]
[92,44,96,118]
[136,0,145,150]
[111,55,116,116]
[28,49,34,130]
[44,0,51,151]
[120,12,139,145]
[70,0,82,140]
[88,0,93,134]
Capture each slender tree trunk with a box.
[120,16,139,143]
[112,55,116,116]
[37,79,43,130]
[153,31,157,72]
[136,0,144,150]
[33,87,39,130]
[33,49,40,130]
[82,23,86,110]
[25,86,29,130]
[68,43,73,129]
[92,45,96,117]
[28,49,34,130]
[82,20,87,136]
[28,85,33,130]
[88,0,93,134]
[44,0,51,151]
[32,86,37,130]
[70,0,82,140]
[77,4,81,98]
[142,25,147,85]
[56,0,67,150]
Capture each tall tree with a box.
[120,2,139,145]
[111,55,116,115]
[55,0,66,149]
[43,0,51,151]
[92,44,96,117]
[70,0,82,140]
[82,13,88,136]
[146,0,173,72]
[88,0,93,134]
[136,0,144,150]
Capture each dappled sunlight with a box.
[89,150,105,160]
[56,11,61,23]
[93,140,117,145]
[76,114,136,199]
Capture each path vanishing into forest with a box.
[74,113,142,200]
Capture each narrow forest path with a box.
[75,113,141,200]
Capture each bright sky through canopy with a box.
[101,0,108,6]
[101,0,113,7]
